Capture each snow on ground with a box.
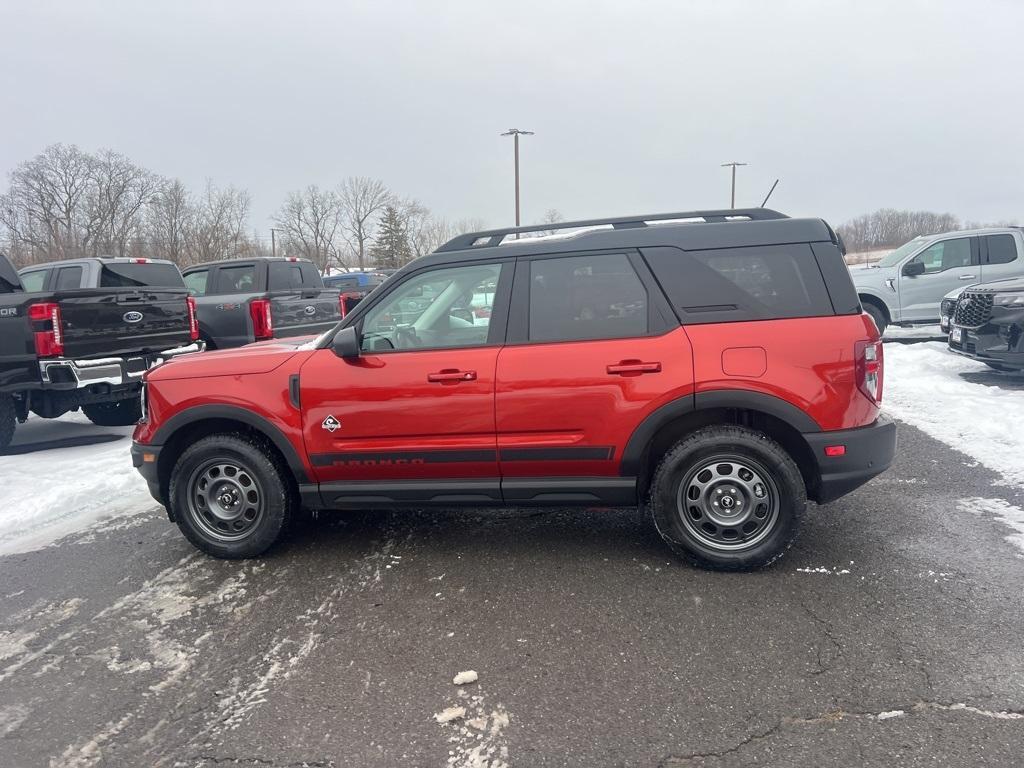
[0,412,151,556]
[883,341,1024,487]
[957,498,1024,556]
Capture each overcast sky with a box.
[1,0,1021,237]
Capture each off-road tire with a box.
[0,394,15,451]
[169,433,293,559]
[647,425,806,571]
[82,398,143,427]
[863,302,888,335]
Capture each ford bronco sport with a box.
[132,209,896,571]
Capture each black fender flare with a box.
[151,404,309,483]
[620,390,821,477]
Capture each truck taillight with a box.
[28,302,64,357]
[249,298,273,340]
[186,296,199,341]
[855,340,884,404]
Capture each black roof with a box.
[418,209,836,271]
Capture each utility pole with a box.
[720,162,748,209]
[501,129,534,228]
[270,227,284,258]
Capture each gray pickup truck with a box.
[182,257,342,349]
[849,227,1024,333]
[1,254,201,449]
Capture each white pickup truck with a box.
[849,227,1024,333]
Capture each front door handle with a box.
[959,274,977,280]
[427,369,477,383]
[607,360,662,375]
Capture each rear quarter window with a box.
[100,262,186,288]
[19,269,49,292]
[643,244,835,324]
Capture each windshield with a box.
[876,238,925,267]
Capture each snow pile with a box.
[883,324,944,341]
[0,412,151,556]
[883,342,1024,487]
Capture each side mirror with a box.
[902,260,926,277]
[331,326,361,359]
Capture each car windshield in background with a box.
[268,261,323,290]
[876,239,924,267]
[99,262,185,288]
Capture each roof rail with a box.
[435,208,788,252]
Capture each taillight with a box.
[855,340,884,404]
[186,296,199,341]
[338,293,348,319]
[29,302,64,357]
[249,298,273,340]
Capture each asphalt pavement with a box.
[2,418,1024,767]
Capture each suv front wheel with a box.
[169,433,293,558]
[647,425,805,571]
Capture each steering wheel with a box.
[394,325,422,349]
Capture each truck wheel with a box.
[168,433,293,559]
[863,302,888,335]
[647,425,805,571]
[0,394,15,451]
[82,398,143,427]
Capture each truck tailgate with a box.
[269,289,342,338]
[57,288,193,358]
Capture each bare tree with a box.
[837,209,961,252]
[539,208,563,235]
[143,178,193,265]
[274,185,342,273]
[188,181,251,264]
[88,149,161,257]
[0,143,97,261]
[338,176,390,269]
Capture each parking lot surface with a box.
[2,406,1024,767]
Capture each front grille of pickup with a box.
[953,292,993,328]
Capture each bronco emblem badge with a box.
[321,415,341,433]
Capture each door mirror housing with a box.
[902,260,926,277]
[331,326,361,359]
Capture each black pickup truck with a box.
[182,257,342,349]
[0,253,202,449]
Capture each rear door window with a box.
[100,262,186,288]
[526,253,648,342]
[54,266,83,290]
[215,265,258,294]
[19,269,50,292]
[643,244,834,324]
[985,234,1017,264]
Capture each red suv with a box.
[132,209,896,570]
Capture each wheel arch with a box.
[151,405,307,515]
[858,293,891,323]
[623,391,822,501]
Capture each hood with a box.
[849,264,897,286]
[967,277,1024,294]
[147,337,313,381]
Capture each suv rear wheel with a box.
[647,425,805,571]
[169,433,293,558]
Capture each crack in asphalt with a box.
[661,700,1024,764]
[798,599,842,675]
[189,758,335,767]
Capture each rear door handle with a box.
[607,361,662,375]
[959,274,977,280]
[427,369,477,383]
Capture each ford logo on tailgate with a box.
[123,311,144,324]
[304,305,316,316]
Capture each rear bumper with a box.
[804,414,897,504]
[39,342,205,390]
[131,441,165,507]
